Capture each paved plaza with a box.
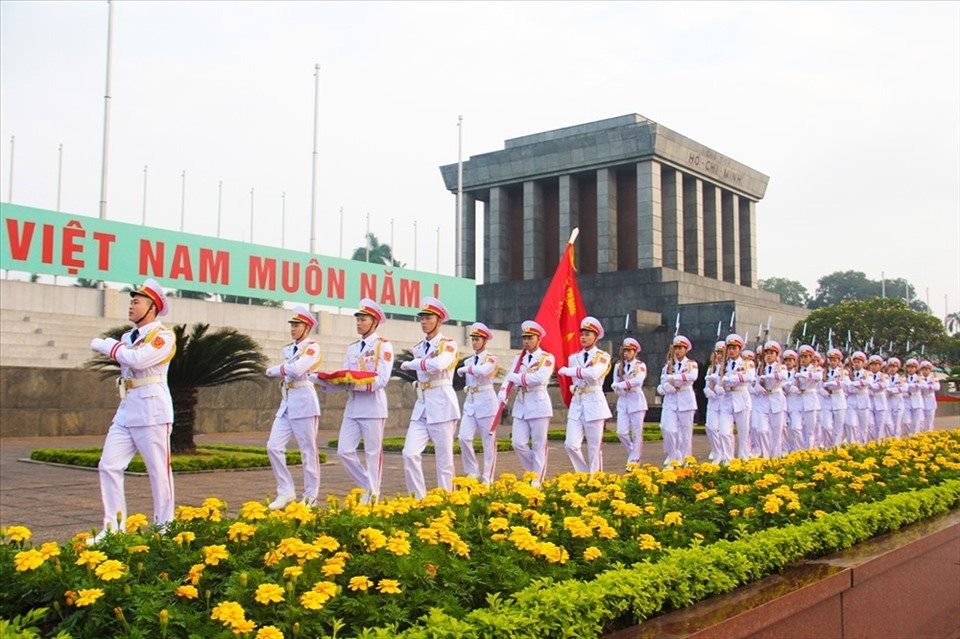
[1,417,956,543]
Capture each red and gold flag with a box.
[534,242,586,406]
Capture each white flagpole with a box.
[141,165,147,225]
[281,191,286,249]
[249,188,254,243]
[180,170,186,231]
[7,135,13,203]
[456,114,463,277]
[98,0,114,219]
[216,180,222,237]
[436,225,440,273]
[309,63,320,255]
[365,212,370,262]
[414,219,418,270]
[56,143,63,211]
[338,206,343,257]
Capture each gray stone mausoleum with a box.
[439,114,808,363]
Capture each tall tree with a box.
[758,277,810,307]
[352,233,402,267]
[809,270,929,313]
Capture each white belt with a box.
[416,379,451,401]
[281,380,313,398]
[466,385,493,395]
[118,375,165,399]
[573,385,603,396]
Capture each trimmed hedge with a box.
[28,446,326,473]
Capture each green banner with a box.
[0,204,476,321]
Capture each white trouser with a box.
[337,417,384,498]
[458,412,498,485]
[887,405,902,438]
[845,407,871,445]
[924,408,936,432]
[661,408,695,465]
[716,409,745,464]
[402,417,456,499]
[902,407,925,435]
[267,414,320,501]
[783,410,804,452]
[98,422,174,530]
[737,408,753,459]
[868,409,885,441]
[565,417,605,474]
[705,405,723,463]
[752,411,779,459]
[616,409,645,464]
[511,416,551,486]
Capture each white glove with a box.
[715,386,726,396]
[557,366,572,377]
[506,372,522,386]
[90,337,118,356]
[265,365,281,378]
[89,337,106,353]
[400,359,420,371]
[456,366,467,377]
[662,383,676,395]
[703,387,716,399]
[611,381,624,392]
[497,389,507,404]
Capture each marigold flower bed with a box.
[3,430,959,638]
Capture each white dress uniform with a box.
[265,316,323,506]
[901,363,926,434]
[866,365,889,441]
[719,335,754,461]
[842,357,872,445]
[88,279,176,538]
[821,362,848,447]
[612,344,648,465]
[781,363,804,453]
[702,351,726,462]
[457,344,499,484]
[754,358,787,458]
[314,328,393,502]
[502,326,555,486]
[920,367,939,432]
[793,356,822,450]
[885,369,904,438]
[561,344,613,474]
[658,336,699,466]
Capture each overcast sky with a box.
[1,1,957,317]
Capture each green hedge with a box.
[29,446,326,473]
[365,480,960,638]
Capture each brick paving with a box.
[1,417,956,542]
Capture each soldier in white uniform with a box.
[702,340,727,462]
[657,335,699,466]
[311,298,393,504]
[719,334,754,461]
[611,337,648,466]
[780,349,804,453]
[794,346,823,450]
[884,357,904,438]
[557,317,612,474]
[919,361,939,432]
[754,341,787,458]
[821,348,848,447]
[499,320,555,487]
[842,351,872,444]
[88,279,176,544]
[399,297,460,499]
[456,322,499,484]
[264,306,323,508]
[866,355,888,441]
[901,358,925,434]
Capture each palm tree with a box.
[352,233,403,267]
[946,312,960,336]
[86,323,267,454]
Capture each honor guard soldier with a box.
[755,341,787,458]
[884,357,904,438]
[719,334,754,460]
[399,297,460,499]
[919,361,939,432]
[794,345,822,450]
[312,298,393,504]
[657,335,699,465]
[88,279,176,544]
[843,351,872,444]
[901,358,925,434]
[558,317,613,474]
[499,320,555,487]
[780,349,804,453]
[456,322,499,485]
[611,337,648,466]
[703,340,727,462]
[265,305,323,509]
[866,355,889,441]
[821,348,849,447]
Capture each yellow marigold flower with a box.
[487,517,509,532]
[239,501,269,521]
[254,583,285,605]
[313,535,340,552]
[663,511,683,526]
[64,590,77,606]
[173,531,195,545]
[813,510,827,519]
[321,558,345,577]
[386,534,411,556]
[763,496,783,514]
[283,566,303,579]
[256,626,284,639]
[787,500,801,511]
[38,542,60,559]
[4,525,32,542]
[490,533,507,542]
[232,618,257,635]
[349,576,372,591]
[742,507,756,518]
[227,522,257,543]
[95,559,126,581]
[597,526,618,540]
[76,550,108,568]
[713,496,725,505]
[74,588,104,607]
[202,497,226,510]
[447,490,471,506]
[420,493,444,507]
[186,563,205,585]
[313,580,338,597]
[211,601,246,625]
[563,517,593,538]
[203,544,229,566]
[358,527,388,552]
[128,545,149,554]
[637,534,661,551]
[125,513,149,532]
[377,579,402,594]
[583,546,602,561]
[299,590,328,610]
[538,542,569,564]
[175,585,199,599]
[14,549,45,572]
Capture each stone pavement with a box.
[1,417,956,543]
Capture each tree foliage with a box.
[758,277,810,307]
[789,298,948,364]
[809,270,930,313]
[85,323,267,453]
[352,232,402,267]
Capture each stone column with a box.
[523,180,545,280]
[559,174,580,264]
[487,186,510,284]
[636,160,662,268]
[739,198,757,287]
[459,193,476,279]
[721,190,740,285]
[661,167,684,272]
[702,183,721,280]
[682,175,704,276]
[596,168,618,272]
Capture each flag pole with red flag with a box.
[534,228,586,407]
